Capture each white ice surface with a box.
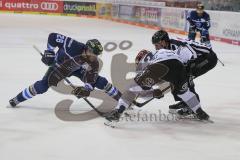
[0,14,240,160]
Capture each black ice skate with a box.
[105,109,122,122]
[105,106,125,122]
[177,107,193,116]
[9,97,19,107]
[169,101,188,114]
[104,107,125,128]
[195,108,210,121]
[176,107,196,119]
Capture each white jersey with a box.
[174,46,194,64]
[150,49,181,64]
[170,38,212,59]
[151,48,195,65]
[136,48,194,72]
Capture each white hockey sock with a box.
[177,89,201,113]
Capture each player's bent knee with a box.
[34,80,49,94]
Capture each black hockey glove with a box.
[41,50,55,66]
[71,86,91,98]
[153,89,164,99]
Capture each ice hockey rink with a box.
[0,13,240,160]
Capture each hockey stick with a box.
[132,85,171,108]
[33,45,107,117]
[218,58,225,66]
[132,97,154,108]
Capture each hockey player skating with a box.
[105,47,210,123]
[187,3,211,46]
[9,33,121,107]
[151,30,217,117]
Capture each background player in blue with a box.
[9,33,121,107]
[187,3,211,46]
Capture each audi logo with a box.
[41,2,58,11]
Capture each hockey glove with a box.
[153,89,164,99]
[41,50,55,66]
[71,86,91,98]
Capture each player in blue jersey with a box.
[187,3,211,46]
[9,33,121,107]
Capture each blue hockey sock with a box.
[14,79,49,103]
[16,85,37,103]
[104,83,122,101]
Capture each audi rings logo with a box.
[41,2,58,11]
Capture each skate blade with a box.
[6,105,19,108]
[177,115,214,123]
[200,119,214,123]
[104,120,117,128]
[177,114,197,120]
[169,109,178,114]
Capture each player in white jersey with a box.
[151,30,217,116]
[105,47,210,122]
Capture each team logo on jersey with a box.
[143,77,155,87]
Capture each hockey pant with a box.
[188,26,210,43]
[116,60,202,113]
[172,50,217,101]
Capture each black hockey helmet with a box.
[86,39,103,55]
[152,30,170,44]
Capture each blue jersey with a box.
[46,33,99,86]
[47,33,87,64]
[187,10,210,30]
